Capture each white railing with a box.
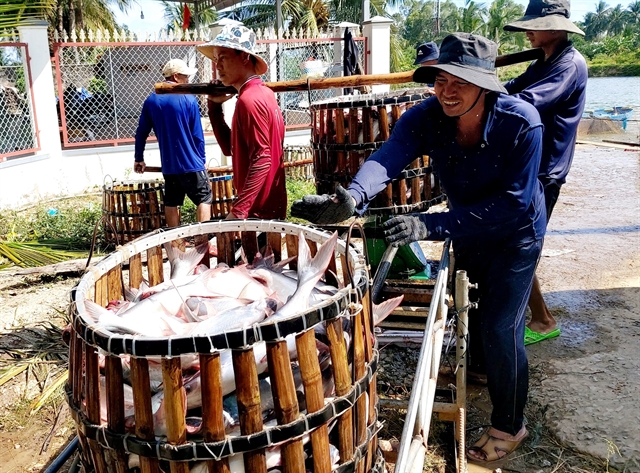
[393,240,472,473]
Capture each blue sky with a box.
[112,0,602,34]
[113,0,168,35]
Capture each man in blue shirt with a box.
[134,59,212,227]
[293,33,545,463]
[504,0,588,345]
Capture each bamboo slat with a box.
[266,342,305,473]
[129,358,160,473]
[162,358,189,473]
[105,355,128,473]
[296,329,331,473]
[200,353,230,473]
[233,348,267,473]
[326,319,354,463]
[146,245,164,287]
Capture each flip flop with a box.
[524,326,561,346]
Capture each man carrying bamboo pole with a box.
[133,59,213,227]
[292,33,546,463]
[503,0,588,346]
[197,25,287,221]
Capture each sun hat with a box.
[162,59,198,78]
[504,0,584,35]
[414,41,440,65]
[197,24,268,75]
[413,33,507,94]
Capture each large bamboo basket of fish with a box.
[310,90,445,215]
[102,179,166,244]
[66,220,387,473]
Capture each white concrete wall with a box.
[0,130,311,210]
[362,16,393,94]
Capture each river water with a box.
[582,76,640,143]
[584,76,640,110]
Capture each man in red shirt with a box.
[198,25,287,220]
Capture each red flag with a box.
[182,3,191,30]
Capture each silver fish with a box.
[187,298,276,336]
[270,231,339,322]
[163,241,208,279]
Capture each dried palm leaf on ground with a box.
[30,371,68,415]
[0,363,29,387]
[0,240,88,268]
[0,322,68,361]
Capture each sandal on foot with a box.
[524,326,561,346]
[467,426,528,463]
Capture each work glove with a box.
[291,185,356,224]
[382,214,430,247]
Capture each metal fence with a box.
[54,40,213,147]
[263,37,367,130]
[0,42,39,162]
[53,30,366,149]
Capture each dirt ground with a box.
[0,138,638,473]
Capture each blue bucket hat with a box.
[414,42,440,65]
[197,25,268,75]
[413,33,507,94]
[504,0,584,35]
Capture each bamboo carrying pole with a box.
[154,49,544,97]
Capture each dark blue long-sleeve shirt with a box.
[505,42,587,185]
[134,91,206,175]
[348,94,546,247]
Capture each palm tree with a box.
[161,1,218,33]
[462,0,487,33]
[607,3,627,34]
[440,0,486,34]
[1,0,55,31]
[626,0,640,23]
[402,0,436,47]
[583,0,611,39]
[486,0,524,51]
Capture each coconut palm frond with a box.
[0,1,51,30]
[29,370,68,415]
[0,363,29,387]
[0,240,87,268]
[1,322,68,357]
[0,321,68,412]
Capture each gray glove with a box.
[291,185,356,224]
[382,214,430,247]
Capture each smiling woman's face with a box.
[434,71,483,117]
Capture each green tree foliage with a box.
[161,1,218,34]
[486,0,525,51]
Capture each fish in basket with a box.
[66,220,400,473]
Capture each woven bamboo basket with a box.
[102,179,166,244]
[207,167,236,219]
[310,90,445,215]
[66,220,384,473]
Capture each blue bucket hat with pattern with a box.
[197,25,268,75]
